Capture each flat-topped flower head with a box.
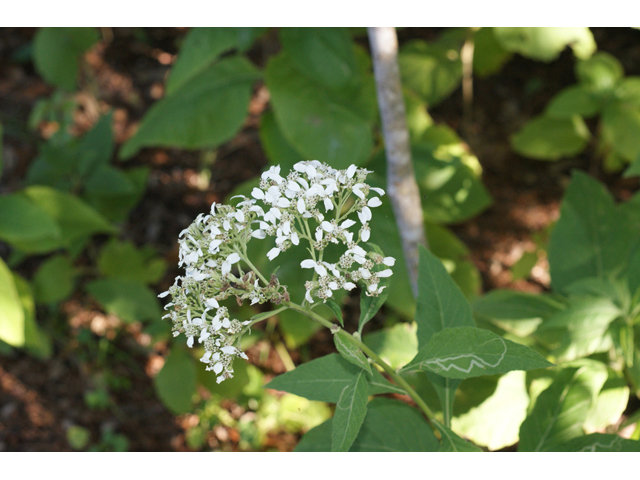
[159,160,395,381]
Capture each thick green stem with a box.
[285,301,438,426]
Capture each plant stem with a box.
[285,301,438,426]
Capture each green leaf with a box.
[624,152,640,178]
[473,27,512,77]
[358,278,389,334]
[536,296,620,362]
[405,326,553,379]
[280,28,358,90]
[602,102,640,162]
[84,166,150,222]
[331,370,369,452]
[576,52,624,92]
[33,27,99,90]
[97,239,166,286]
[296,397,439,452]
[616,76,640,107]
[398,39,462,107]
[77,112,115,175]
[120,56,260,159]
[452,371,529,451]
[166,28,244,94]
[434,422,482,452]
[334,330,372,374]
[493,27,595,62]
[472,290,564,338]
[323,299,344,327]
[518,362,608,451]
[0,194,63,253]
[265,52,374,168]
[363,322,418,370]
[84,165,135,196]
[550,434,640,452]
[20,186,116,248]
[545,85,601,119]
[0,258,26,347]
[0,122,3,177]
[86,278,161,323]
[14,274,51,359]
[548,171,635,291]
[415,246,475,349]
[32,254,75,303]
[154,347,197,414]
[511,115,590,161]
[259,109,305,173]
[584,368,629,433]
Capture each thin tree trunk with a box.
[368,27,427,298]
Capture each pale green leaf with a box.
[334,331,372,374]
[473,27,512,77]
[494,27,595,62]
[545,85,601,119]
[331,370,369,451]
[511,115,590,161]
[14,274,51,359]
[0,258,25,347]
[404,326,553,379]
[602,102,640,162]
[576,52,624,91]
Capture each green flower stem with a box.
[285,301,438,429]
[238,247,270,286]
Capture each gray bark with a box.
[368,27,427,298]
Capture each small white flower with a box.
[358,206,372,224]
[377,269,393,278]
[301,259,327,277]
[221,252,241,275]
[383,257,396,266]
[267,247,281,260]
[368,197,382,208]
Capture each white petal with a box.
[368,197,382,208]
[361,228,370,242]
[315,264,328,277]
[352,184,365,199]
[157,290,170,298]
[221,345,237,355]
[370,187,385,196]
[205,298,219,309]
[291,231,299,245]
[305,289,314,303]
[187,336,194,348]
[323,197,333,211]
[277,197,291,208]
[226,253,241,265]
[343,282,356,290]
[377,269,393,278]
[321,221,334,232]
[346,165,357,178]
[213,362,224,374]
[267,247,280,260]
[340,219,356,229]
[251,229,266,239]
[383,257,396,266]
[297,197,306,214]
[301,259,316,269]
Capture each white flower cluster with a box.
[159,160,395,382]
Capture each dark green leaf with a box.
[86,278,161,323]
[0,194,62,253]
[358,278,389,334]
[334,330,372,374]
[84,165,135,196]
[473,27,512,77]
[415,246,475,349]
[33,255,75,303]
[154,347,197,414]
[511,115,590,161]
[435,422,482,452]
[33,27,99,90]
[331,370,369,451]
[550,434,640,452]
[84,166,149,222]
[280,27,358,89]
[97,239,166,286]
[548,171,635,291]
[405,326,553,379]
[324,298,344,327]
[265,52,374,168]
[120,56,260,159]
[77,112,115,175]
[259,109,305,173]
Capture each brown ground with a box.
[0,27,639,451]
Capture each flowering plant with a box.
[159,161,395,384]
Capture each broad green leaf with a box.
[84,166,149,222]
[296,398,439,452]
[84,165,135,196]
[602,102,640,162]
[77,112,115,176]
[265,52,374,168]
[415,246,475,349]
[97,239,166,286]
[20,186,116,247]
[404,326,553,379]
[0,258,25,347]
[519,362,608,451]
[167,28,247,94]
[154,347,197,414]
[0,194,63,253]
[624,152,640,178]
[398,39,462,107]
[549,434,640,452]
[331,370,369,451]
[259,109,305,173]
[265,353,394,403]
[86,278,161,323]
[14,274,51,359]
[576,52,624,92]
[334,331,372,374]
[435,422,482,452]
[280,28,358,89]
[616,76,640,107]
[277,308,322,349]
[545,85,601,119]
[511,115,590,161]
[548,171,635,291]
[452,371,529,451]
[584,369,629,433]
[120,56,260,159]
[472,290,564,338]
[493,27,595,62]
[473,27,512,77]
[363,322,418,370]
[32,254,75,303]
[33,27,99,90]
[536,296,620,362]
[404,88,434,141]
[324,298,344,327]
[358,278,389,334]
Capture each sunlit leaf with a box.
[331,370,369,452]
[0,258,25,347]
[494,27,595,62]
[576,52,624,91]
[473,27,512,77]
[545,85,601,119]
[511,115,590,161]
